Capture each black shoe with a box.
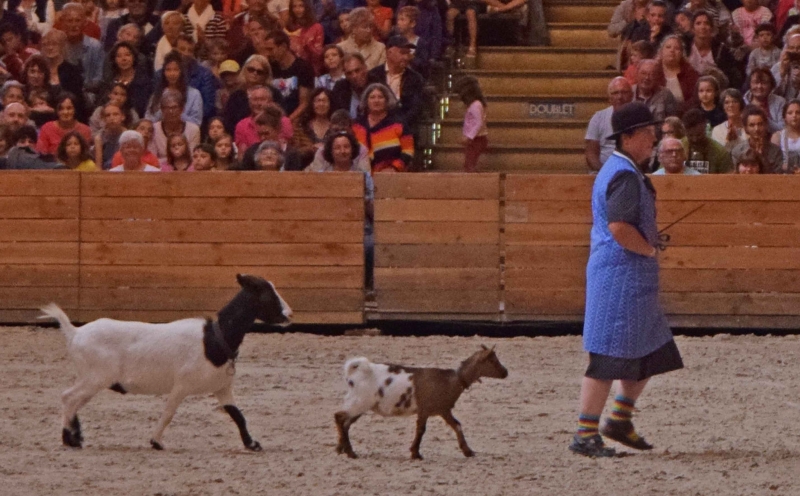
[601,419,653,450]
[569,434,616,458]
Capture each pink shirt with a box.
[732,6,772,46]
[463,100,488,140]
[36,121,92,156]
[234,115,295,158]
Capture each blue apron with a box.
[583,151,673,359]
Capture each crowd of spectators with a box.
[594,0,800,174]
[0,0,505,174]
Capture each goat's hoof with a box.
[345,450,358,459]
[335,444,344,454]
[62,429,82,448]
[411,452,423,460]
[463,449,475,457]
[246,440,262,452]
[150,439,164,451]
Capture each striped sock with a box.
[609,395,635,422]
[577,413,601,439]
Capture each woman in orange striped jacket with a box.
[351,83,414,172]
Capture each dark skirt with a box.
[585,339,683,381]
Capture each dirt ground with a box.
[0,327,798,496]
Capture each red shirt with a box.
[36,121,93,156]
[111,150,160,168]
[53,20,102,40]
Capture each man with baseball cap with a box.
[569,102,684,458]
[368,35,425,128]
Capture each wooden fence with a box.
[1,172,799,328]
[0,171,366,324]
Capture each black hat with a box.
[386,35,415,50]
[607,102,660,139]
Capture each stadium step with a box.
[476,47,616,72]
[548,23,617,48]
[431,144,586,173]
[544,2,617,23]
[438,119,586,146]
[458,69,616,95]
[444,94,607,120]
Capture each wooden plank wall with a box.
[372,174,502,320]
[0,172,80,322]
[0,171,366,324]
[505,175,800,327]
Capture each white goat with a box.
[335,346,508,459]
[41,274,292,451]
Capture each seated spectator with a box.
[2,102,32,135]
[1,81,25,110]
[110,118,160,167]
[145,52,204,126]
[173,35,219,122]
[39,29,87,122]
[316,44,345,90]
[696,75,726,127]
[652,137,700,174]
[731,105,783,173]
[731,0,772,47]
[20,55,60,121]
[55,0,102,39]
[623,40,656,85]
[103,0,160,54]
[632,59,679,122]
[90,83,139,134]
[222,54,283,133]
[687,11,743,91]
[352,82,413,172]
[17,0,56,40]
[234,88,293,157]
[203,39,231,77]
[184,0,228,45]
[239,106,303,170]
[155,11,187,71]
[207,116,227,142]
[365,0,392,41]
[772,31,800,87]
[97,0,127,39]
[711,87,748,150]
[681,108,733,173]
[27,88,56,128]
[150,88,201,159]
[103,41,154,119]
[162,133,194,171]
[368,35,426,129]
[397,0,442,62]
[735,147,765,173]
[775,54,800,101]
[338,8,386,70]
[657,35,699,112]
[215,59,241,114]
[226,0,277,60]
[608,0,647,44]
[306,108,370,171]
[3,125,62,170]
[662,115,687,140]
[293,87,333,164]
[585,77,633,172]
[335,8,352,44]
[62,3,105,96]
[0,4,28,44]
[771,98,800,173]
[58,130,98,171]
[622,0,672,49]
[285,0,325,75]
[253,140,285,170]
[0,23,39,81]
[681,0,731,31]
[747,23,780,77]
[0,125,10,158]
[331,53,370,119]
[36,93,92,156]
[446,0,479,61]
[93,103,126,170]
[266,30,315,121]
[213,133,238,169]
[673,9,694,39]
[393,7,429,77]
[191,143,217,170]
[110,129,161,171]
[744,67,785,132]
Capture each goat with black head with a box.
[41,274,292,451]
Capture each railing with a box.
[2,172,799,329]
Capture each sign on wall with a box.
[529,101,576,119]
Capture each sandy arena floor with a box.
[0,326,798,496]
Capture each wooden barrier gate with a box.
[1,172,798,328]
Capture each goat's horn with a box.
[480,344,488,350]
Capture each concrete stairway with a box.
[431,0,619,172]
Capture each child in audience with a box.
[731,0,773,47]
[696,75,726,127]
[747,23,781,76]
[214,133,239,170]
[735,147,764,173]
[58,131,99,171]
[207,117,227,142]
[336,9,352,43]
[162,133,194,171]
[623,41,656,85]
[395,6,431,76]
[216,60,241,115]
[315,45,345,90]
[90,83,138,135]
[204,39,231,77]
[28,89,56,128]
[455,75,487,172]
[192,143,218,171]
[93,103,127,170]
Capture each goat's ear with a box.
[480,344,488,350]
[237,273,258,290]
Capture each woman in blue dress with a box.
[569,102,684,458]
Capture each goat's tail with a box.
[39,303,77,344]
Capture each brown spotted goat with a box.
[334,345,508,460]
